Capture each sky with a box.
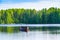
[0,0,60,10]
[1,0,40,3]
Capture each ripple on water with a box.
[0,31,60,40]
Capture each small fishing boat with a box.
[20,27,29,32]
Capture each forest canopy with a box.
[0,7,60,24]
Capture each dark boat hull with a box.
[20,27,28,32]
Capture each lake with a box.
[0,24,60,40]
[0,31,60,40]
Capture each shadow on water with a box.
[29,27,60,34]
[0,26,60,34]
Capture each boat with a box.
[20,27,29,32]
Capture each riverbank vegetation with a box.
[0,7,60,24]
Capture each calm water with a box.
[0,31,60,40]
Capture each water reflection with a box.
[0,27,60,34]
[0,26,60,40]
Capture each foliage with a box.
[0,7,60,24]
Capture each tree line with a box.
[0,7,60,24]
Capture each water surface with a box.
[0,31,60,40]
